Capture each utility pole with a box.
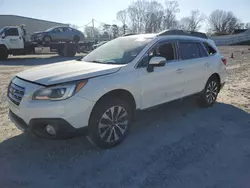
[92,19,96,43]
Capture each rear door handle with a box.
[176,68,183,74]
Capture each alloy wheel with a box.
[206,81,218,104]
[98,106,128,143]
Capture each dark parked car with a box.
[31,26,85,43]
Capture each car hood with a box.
[32,31,47,35]
[16,60,124,86]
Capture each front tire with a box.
[88,98,132,149]
[0,48,8,60]
[43,36,51,43]
[197,77,220,107]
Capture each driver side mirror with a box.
[147,56,166,72]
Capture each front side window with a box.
[138,42,176,67]
[179,42,201,60]
[52,28,63,33]
[82,36,152,65]
[5,28,19,36]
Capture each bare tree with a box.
[145,1,164,33]
[163,0,180,29]
[179,10,206,31]
[84,26,100,38]
[127,0,148,33]
[111,24,119,38]
[208,10,239,35]
[116,10,128,34]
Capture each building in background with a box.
[0,15,69,36]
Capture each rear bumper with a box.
[9,110,88,139]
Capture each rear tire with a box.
[197,76,220,108]
[65,47,76,57]
[0,48,8,60]
[88,98,132,149]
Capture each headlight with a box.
[32,80,87,101]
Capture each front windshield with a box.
[46,27,57,32]
[83,36,152,64]
[0,27,9,35]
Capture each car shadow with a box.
[1,96,250,188]
[0,55,84,66]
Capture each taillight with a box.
[221,58,227,65]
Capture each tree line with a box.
[84,0,250,39]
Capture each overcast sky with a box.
[0,0,249,31]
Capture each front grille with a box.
[8,82,25,106]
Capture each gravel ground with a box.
[1,48,250,188]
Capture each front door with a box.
[50,28,64,41]
[4,27,24,49]
[137,42,185,109]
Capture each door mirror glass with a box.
[149,56,166,66]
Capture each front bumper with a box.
[9,110,88,139]
[8,77,95,139]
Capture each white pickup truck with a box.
[0,26,82,60]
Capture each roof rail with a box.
[157,30,208,39]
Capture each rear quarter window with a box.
[203,42,217,55]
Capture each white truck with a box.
[0,26,86,60]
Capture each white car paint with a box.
[17,60,125,85]
[8,33,227,132]
[0,26,24,49]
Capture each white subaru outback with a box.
[8,30,226,148]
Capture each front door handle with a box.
[176,68,183,74]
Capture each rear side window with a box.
[5,28,19,36]
[179,42,200,60]
[203,42,217,55]
[198,43,208,57]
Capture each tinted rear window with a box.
[179,42,200,60]
[203,42,217,55]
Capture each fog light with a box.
[45,125,56,135]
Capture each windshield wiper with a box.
[90,60,105,64]
[82,59,119,64]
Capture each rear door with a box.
[177,41,208,96]
[4,27,24,49]
[62,27,74,41]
